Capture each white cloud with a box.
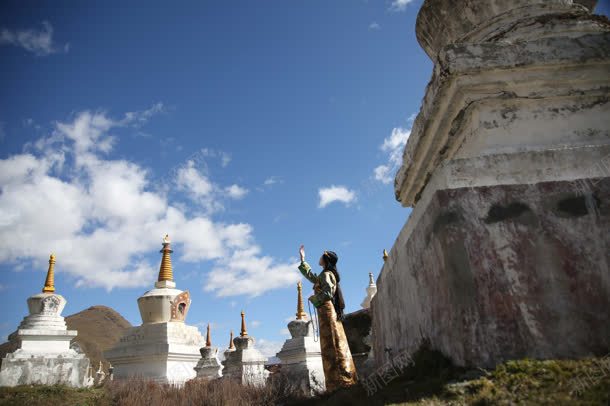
[220,152,231,168]
[318,185,356,208]
[256,338,283,361]
[369,22,381,30]
[389,0,416,12]
[263,176,282,187]
[175,162,248,212]
[0,21,67,56]
[123,102,165,127]
[177,160,214,198]
[195,148,231,168]
[225,184,248,200]
[205,246,300,297]
[373,119,413,184]
[250,320,261,328]
[0,108,297,296]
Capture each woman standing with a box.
[298,245,358,391]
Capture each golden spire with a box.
[240,310,248,337]
[157,234,174,282]
[42,254,56,293]
[206,323,212,347]
[383,249,389,262]
[296,281,307,320]
[229,330,235,350]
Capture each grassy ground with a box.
[1,355,608,405]
[305,357,610,405]
[0,385,108,406]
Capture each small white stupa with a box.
[223,329,236,359]
[222,311,268,387]
[105,235,205,385]
[193,324,223,380]
[360,272,378,309]
[275,281,325,395]
[95,361,106,385]
[0,255,91,387]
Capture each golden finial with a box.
[383,249,389,262]
[42,254,56,293]
[206,323,212,347]
[296,281,307,320]
[229,330,235,350]
[240,310,248,337]
[157,234,174,282]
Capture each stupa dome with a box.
[137,235,191,324]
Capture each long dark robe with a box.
[315,285,358,391]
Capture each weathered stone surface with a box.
[104,321,204,385]
[0,292,91,388]
[222,336,268,387]
[374,0,610,369]
[193,347,222,380]
[374,179,610,367]
[275,319,325,396]
[396,0,610,206]
[416,0,599,62]
[0,355,89,387]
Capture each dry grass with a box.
[1,355,608,405]
[107,377,304,406]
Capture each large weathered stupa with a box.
[0,255,91,387]
[105,235,205,384]
[373,0,610,368]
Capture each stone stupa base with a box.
[275,319,325,396]
[193,347,223,380]
[0,330,89,388]
[105,321,204,385]
[222,336,268,387]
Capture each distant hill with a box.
[66,305,132,372]
[0,305,131,373]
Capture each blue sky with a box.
[1,0,608,359]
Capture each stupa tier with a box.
[0,255,91,387]
[222,311,268,387]
[274,281,325,395]
[105,235,205,385]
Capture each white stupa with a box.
[193,324,223,380]
[105,235,205,385]
[275,281,325,395]
[222,311,268,387]
[360,272,378,309]
[0,255,91,387]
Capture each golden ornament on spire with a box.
[383,249,389,262]
[42,254,56,293]
[206,323,212,347]
[229,330,235,350]
[157,234,174,282]
[296,281,307,320]
[240,310,248,337]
